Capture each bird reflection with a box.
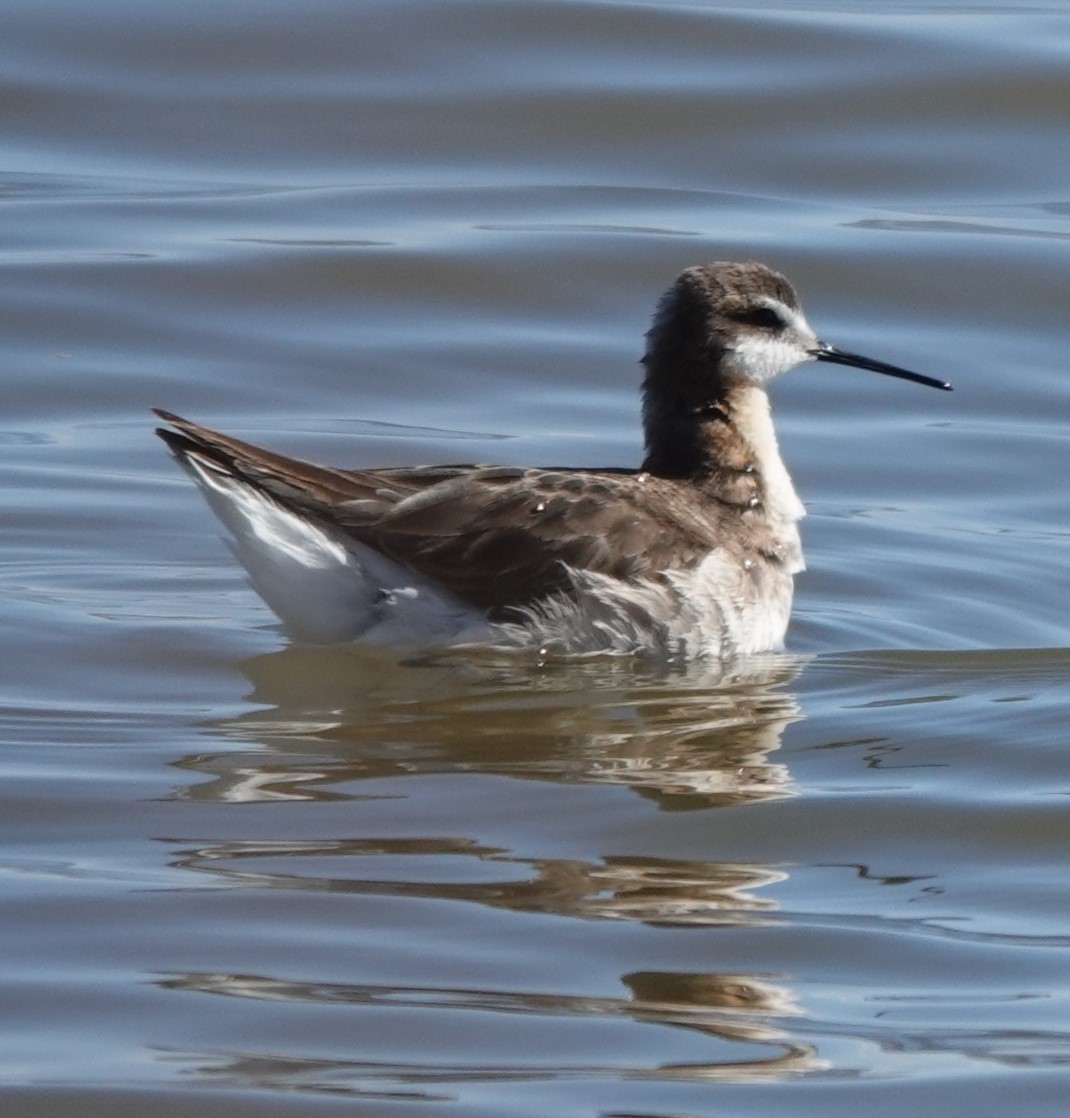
[154,965,822,1091]
[170,834,787,925]
[158,648,822,1092]
[173,645,806,809]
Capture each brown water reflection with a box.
[173,646,806,809]
[155,968,817,1091]
[154,650,818,1092]
[170,835,787,926]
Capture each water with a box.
[3,1,1070,1114]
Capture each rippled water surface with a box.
[4,1,1070,1115]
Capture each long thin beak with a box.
[811,343,953,391]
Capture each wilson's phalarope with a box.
[155,261,950,658]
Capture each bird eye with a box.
[740,306,784,330]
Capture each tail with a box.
[153,408,366,508]
[153,410,484,646]
[153,409,384,642]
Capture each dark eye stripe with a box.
[741,307,784,330]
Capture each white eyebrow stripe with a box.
[751,295,815,337]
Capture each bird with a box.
[154,261,951,659]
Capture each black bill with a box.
[811,343,953,391]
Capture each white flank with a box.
[181,452,490,646]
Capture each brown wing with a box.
[153,410,727,617]
[337,468,727,614]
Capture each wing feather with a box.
[153,410,737,617]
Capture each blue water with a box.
[3,2,1070,1115]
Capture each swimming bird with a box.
[154,261,950,658]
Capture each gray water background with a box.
[3,2,1070,1115]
